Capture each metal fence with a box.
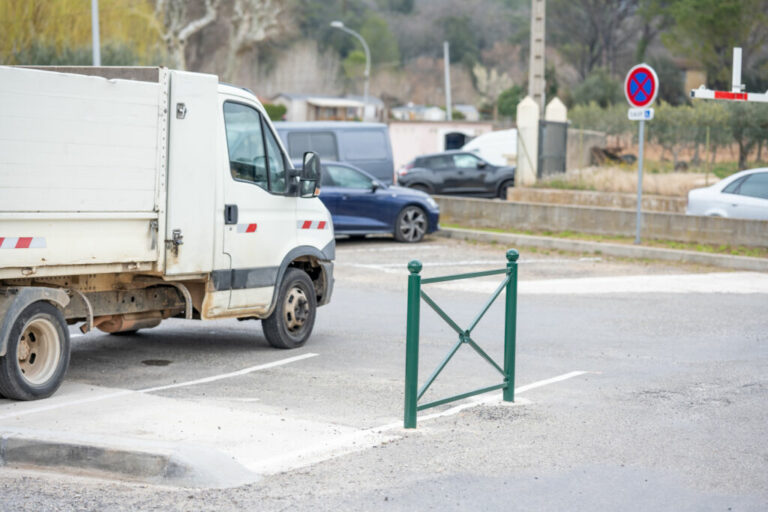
[404,249,519,429]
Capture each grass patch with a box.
[442,223,768,258]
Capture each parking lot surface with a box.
[0,236,766,511]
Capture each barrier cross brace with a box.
[403,249,519,429]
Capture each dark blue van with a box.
[275,122,395,184]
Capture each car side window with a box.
[287,132,339,161]
[453,153,481,169]
[320,168,336,187]
[737,173,768,200]
[343,130,388,160]
[223,102,287,194]
[722,176,746,194]
[325,165,373,189]
[426,156,451,170]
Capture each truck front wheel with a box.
[0,301,70,400]
[262,269,317,349]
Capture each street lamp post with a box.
[330,21,370,121]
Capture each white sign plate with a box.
[628,108,654,121]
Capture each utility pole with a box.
[91,0,101,66]
[528,0,546,112]
[444,42,452,121]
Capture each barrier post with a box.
[503,249,519,402]
[404,260,422,429]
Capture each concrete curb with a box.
[0,429,260,489]
[436,228,768,272]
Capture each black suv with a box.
[397,151,515,199]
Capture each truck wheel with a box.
[394,206,427,243]
[262,269,317,349]
[0,302,70,400]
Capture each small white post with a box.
[732,47,742,93]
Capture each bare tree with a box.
[155,0,221,70]
[223,0,283,83]
[549,0,638,79]
[473,63,514,120]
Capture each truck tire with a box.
[262,269,317,349]
[0,301,70,400]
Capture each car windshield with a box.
[324,165,376,189]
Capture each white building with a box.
[272,93,386,122]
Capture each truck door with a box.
[220,100,297,310]
[165,71,218,275]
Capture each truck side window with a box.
[223,101,287,194]
[260,115,288,194]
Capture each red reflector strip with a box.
[714,91,748,101]
[0,237,46,249]
[297,220,329,230]
[236,224,258,233]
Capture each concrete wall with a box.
[567,128,606,171]
[506,188,687,213]
[435,196,768,248]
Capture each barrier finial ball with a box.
[506,249,519,262]
[408,260,423,274]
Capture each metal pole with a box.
[732,47,743,93]
[634,120,645,244]
[503,249,519,402]
[404,260,422,428]
[91,0,101,66]
[444,41,452,121]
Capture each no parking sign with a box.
[625,64,658,108]
[623,63,658,245]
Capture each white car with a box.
[686,168,768,220]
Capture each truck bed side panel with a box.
[0,67,160,212]
[0,67,161,276]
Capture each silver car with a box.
[686,168,768,220]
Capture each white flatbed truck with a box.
[0,66,334,400]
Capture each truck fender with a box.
[0,287,71,357]
[266,241,335,316]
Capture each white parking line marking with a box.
[342,245,451,253]
[140,353,318,393]
[0,353,318,420]
[372,370,594,431]
[438,272,768,295]
[340,257,603,271]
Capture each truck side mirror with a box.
[300,151,321,197]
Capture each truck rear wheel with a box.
[0,302,70,400]
[262,269,317,349]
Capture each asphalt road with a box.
[0,236,766,511]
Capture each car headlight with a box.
[426,196,438,209]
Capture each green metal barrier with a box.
[404,249,519,428]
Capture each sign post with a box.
[624,64,658,244]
